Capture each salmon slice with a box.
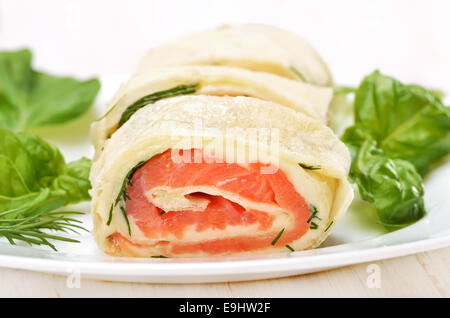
[108,149,311,256]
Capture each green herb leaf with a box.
[0,129,91,248]
[342,71,450,229]
[113,153,161,211]
[271,228,285,245]
[0,49,100,131]
[349,71,450,175]
[0,129,91,206]
[118,83,197,127]
[289,66,306,82]
[299,163,321,170]
[120,206,131,236]
[49,157,91,203]
[109,154,163,229]
[307,205,321,223]
[324,221,334,232]
[114,157,154,208]
[309,222,319,230]
[285,244,295,252]
[106,205,113,226]
[348,140,425,228]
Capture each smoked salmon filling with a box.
[90,25,351,258]
[106,149,311,256]
[90,95,353,257]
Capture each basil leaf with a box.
[0,49,100,131]
[0,129,91,212]
[49,157,91,203]
[341,124,373,162]
[350,140,425,228]
[353,71,450,175]
[342,71,450,229]
[15,132,66,189]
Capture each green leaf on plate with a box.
[0,49,100,131]
[351,71,450,175]
[349,140,425,228]
[0,129,91,207]
[342,71,450,228]
[0,129,91,248]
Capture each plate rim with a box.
[0,232,449,283]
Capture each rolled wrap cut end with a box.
[91,96,352,257]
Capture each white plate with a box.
[0,77,449,283]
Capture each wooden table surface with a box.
[1,246,449,297]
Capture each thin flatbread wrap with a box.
[136,24,332,86]
[91,65,333,156]
[90,95,353,257]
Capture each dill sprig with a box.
[325,221,334,232]
[118,83,198,127]
[309,222,319,230]
[285,244,295,252]
[290,66,307,82]
[114,160,147,206]
[307,205,321,223]
[120,206,131,236]
[106,204,113,226]
[271,228,285,245]
[0,197,87,251]
[108,159,148,228]
[299,162,321,170]
[108,153,162,230]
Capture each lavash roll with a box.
[91,65,333,157]
[136,24,332,86]
[90,96,352,257]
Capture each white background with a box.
[1,0,450,90]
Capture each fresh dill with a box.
[106,204,113,226]
[310,222,319,230]
[108,154,162,226]
[289,66,307,82]
[285,244,295,252]
[120,206,131,235]
[271,228,285,245]
[325,221,334,232]
[118,83,198,127]
[114,153,161,209]
[114,160,146,207]
[307,205,321,223]
[299,163,321,170]
[0,197,87,251]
